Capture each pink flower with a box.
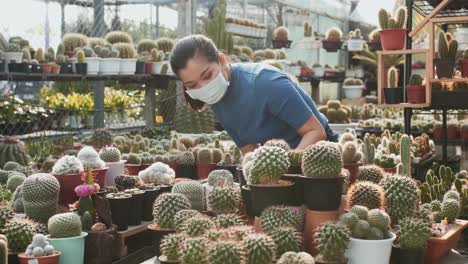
[74,184,95,197]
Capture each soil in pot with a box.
[148,224,176,256]
[158,255,180,264]
[75,63,87,75]
[344,162,361,184]
[127,190,145,226]
[18,251,61,264]
[322,39,343,52]
[249,180,296,217]
[54,174,83,205]
[141,187,160,221]
[176,164,197,179]
[380,29,407,51]
[460,59,468,78]
[406,85,426,104]
[196,163,216,180]
[391,245,426,264]
[384,88,403,104]
[135,62,145,74]
[107,195,132,231]
[300,174,346,211]
[434,59,455,78]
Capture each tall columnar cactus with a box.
[277,252,315,264]
[202,0,233,54]
[357,165,384,183]
[398,135,411,176]
[347,181,385,210]
[270,227,303,258]
[362,134,375,165]
[395,7,408,28]
[47,212,82,238]
[208,187,240,214]
[172,180,206,211]
[387,66,399,88]
[380,175,419,223]
[153,193,192,229]
[260,206,304,233]
[438,31,458,60]
[379,8,407,30]
[180,237,208,264]
[304,22,313,38]
[180,216,215,237]
[22,173,60,223]
[0,137,29,169]
[2,220,35,253]
[244,234,276,264]
[248,146,290,185]
[208,241,244,264]
[315,222,351,263]
[378,9,390,30]
[396,217,431,250]
[302,141,342,177]
[160,233,185,261]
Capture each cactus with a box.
[304,22,313,38]
[326,27,343,39]
[208,187,240,214]
[208,240,244,264]
[62,33,88,53]
[273,26,289,40]
[244,234,276,264]
[315,222,351,263]
[21,48,31,62]
[81,211,93,231]
[211,148,224,164]
[76,49,85,64]
[339,212,359,230]
[3,161,20,171]
[177,151,195,165]
[180,216,214,236]
[217,152,234,166]
[380,175,419,223]
[152,193,192,229]
[48,212,82,238]
[357,165,384,183]
[126,153,142,165]
[270,227,303,258]
[302,141,342,177]
[197,148,213,164]
[173,209,201,232]
[160,233,185,261]
[387,66,399,88]
[248,146,289,185]
[367,208,391,231]
[395,7,408,28]
[288,151,303,167]
[378,9,390,29]
[342,141,362,164]
[156,37,175,53]
[264,139,291,151]
[90,129,114,149]
[172,180,206,211]
[213,213,245,228]
[0,236,7,264]
[438,31,458,60]
[77,146,105,169]
[137,39,158,53]
[441,198,460,223]
[347,181,385,210]
[151,48,163,62]
[22,173,60,223]
[6,173,26,192]
[349,205,369,220]
[139,162,175,184]
[277,252,315,264]
[396,217,431,250]
[2,219,35,253]
[409,74,423,85]
[0,137,29,169]
[139,152,155,164]
[113,43,136,59]
[99,146,121,162]
[105,31,132,44]
[35,48,45,63]
[0,206,14,229]
[180,236,208,264]
[398,135,411,176]
[260,206,303,233]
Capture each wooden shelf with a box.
[430,78,468,83]
[377,49,429,55]
[378,103,430,108]
[430,16,468,24]
[118,221,151,239]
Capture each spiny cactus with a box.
[315,222,351,262]
[6,173,26,192]
[326,27,343,39]
[248,146,289,184]
[77,146,105,169]
[156,37,175,53]
[0,206,14,229]
[288,151,303,167]
[409,74,423,85]
[152,193,192,229]
[47,212,82,238]
[398,134,411,176]
[62,33,88,53]
[277,251,315,264]
[2,219,35,253]
[396,217,431,250]
[347,181,385,210]
[126,153,142,165]
[137,39,158,53]
[90,129,114,149]
[264,139,291,151]
[367,208,391,232]
[260,206,303,233]
[177,151,195,165]
[208,187,240,214]
[379,7,407,29]
[211,148,224,164]
[197,148,213,164]
[113,43,136,59]
[380,175,419,223]
[349,205,369,220]
[304,22,313,38]
[342,141,362,164]
[207,170,234,187]
[0,137,29,169]
[180,216,215,237]
[208,240,244,264]
[441,198,460,223]
[438,31,458,60]
[105,31,132,44]
[160,233,185,261]
[273,26,289,40]
[22,173,60,223]
[270,227,303,258]
[173,209,201,232]
[244,234,276,264]
[213,213,245,228]
[180,237,208,264]
[302,141,342,177]
[387,66,399,88]
[172,180,206,211]
[357,165,384,183]
[99,146,122,162]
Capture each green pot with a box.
[46,232,88,264]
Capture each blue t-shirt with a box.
[211,63,330,148]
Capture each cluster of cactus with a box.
[438,31,458,60]
[208,187,240,214]
[173,210,201,232]
[152,193,192,229]
[87,37,106,48]
[180,216,215,237]
[342,141,363,164]
[0,206,14,229]
[340,206,391,241]
[357,165,384,183]
[77,146,105,169]
[348,28,363,40]
[94,44,119,58]
[202,0,233,54]
[207,170,234,187]
[139,152,155,164]
[247,146,289,185]
[105,31,132,44]
[208,240,244,264]
[213,213,245,228]
[378,7,407,29]
[174,107,216,134]
[374,153,397,169]
[318,100,351,124]
[314,222,350,262]
[62,33,88,53]
[380,175,419,223]
[113,43,136,59]
[47,212,82,238]
[387,66,400,88]
[24,234,55,257]
[51,155,84,175]
[160,233,185,262]
[22,173,60,223]
[99,146,122,162]
[172,181,206,211]
[326,27,343,40]
[138,162,175,185]
[420,166,455,204]
[1,219,35,253]
[269,227,303,258]
[347,181,385,210]
[396,217,431,250]
[137,39,158,53]
[304,22,313,37]
[0,137,30,169]
[343,77,364,86]
[156,37,175,53]
[263,139,291,151]
[126,153,142,165]
[260,206,304,233]
[302,141,343,178]
[6,172,26,192]
[273,26,289,40]
[151,48,164,62]
[180,236,209,264]
[362,134,375,165]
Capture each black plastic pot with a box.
[216,165,239,182]
[0,60,5,72]
[148,224,175,256]
[31,64,42,73]
[241,185,254,217]
[135,62,145,74]
[368,41,382,51]
[281,174,303,206]
[249,180,296,216]
[128,191,145,226]
[60,63,73,74]
[392,245,426,264]
[299,175,346,211]
[322,40,343,52]
[9,63,31,73]
[107,196,132,231]
[384,87,403,104]
[76,63,88,75]
[141,187,160,221]
[434,59,455,78]
[158,184,172,194]
[236,167,246,186]
[413,154,436,182]
[287,165,302,175]
[8,254,18,264]
[176,164,196,179]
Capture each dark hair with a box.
[170,35,220,111]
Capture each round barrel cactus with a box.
[302,141,342,177]
[152,193,191,229]
[249,146,289,185]
[22,173,60,223]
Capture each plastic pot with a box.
[176,164,197,179]
[460,59,468,78]
[75,63,87,75]
[236,167,246,186]
[434,59,455,78]
[196,163,216,180]
[46,232,87,264]
[125,164,141,176]
[119,59,137,75]
[368,40,382,51]
[51,65,61,74]
[145,62,153,74]
[343,85,364,99]
[447,128,458,139]
[135,61,145,74]
[18,252,61,264]
[287,165,302,175]
[83,57,100,75]
[344,162,362,184]
[248,180,296,216]
[148,224,175,256]
[92,167,108,188]
[99,58,120,75]
[299,174,346,211]
[391,245,426,264]
[31,64,42,73]
[281,174,303,206]
[380,29,407,51]
[104,161,124,186]
[107,196,132,231]
[241,185,254,217]
[128,190,145,226]
[426,220,468,264]
[322,39,343,52]
[59,63,73,74]
[272,39,293,49]
[54,173,83,205]
[141,186,160,221]
[345,232,396,264]
[152,62,164,74]
[384,87,403,104]
[406,85,426,104]
[42,64,52,74]
[158,255,180,264]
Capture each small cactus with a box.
[326,27,343,40]
[409,74,423,85]
[346,181,385,210]
[396,217,431,250]
[76,49,85,64]
[244,234,276,264]
[207,241,244,264]
[387,66,399,88]
[315,222,351,263]
[273,26,289,40]
[160,233,185,261]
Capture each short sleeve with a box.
[257,71,313,130]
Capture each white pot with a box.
[105,161,125,186]
[347,39,366,51]
[120,58,137,75]
[163,61,174,75]
[83,57,100,75]
[152,62,164,74]
[345,232,396,264]
[343,85,364,99]
[4,52,23,64]
[313,67,324,77]
[99,58,121,75]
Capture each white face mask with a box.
[185,69,230,105]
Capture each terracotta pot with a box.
[148,224,176,256]
[303,209,340,256]
[139,164,151,171]
[124,164,141,176]
[383,167,397,174]
[461,129,468,140]
[196,163,216,180]
[322,39,343,52]
[51,65,61,74]
[434,59,455,78]
[425,220,468,264]
[343,162,362,184]
[433,128,442,140]
[447,128,458,139]
[460,59,468,78]
[18,252,61,264]
[42,64,52,74]
[380,29,407,51]
[167,162,178,174]
[406,85,426,104]
[54,173,83,205]
[249,180,296,216]
[145,62,153,74]
[92,167,108,188]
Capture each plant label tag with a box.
[28,259,39,264]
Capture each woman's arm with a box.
[295,115,327,150]
[240,144,257,154]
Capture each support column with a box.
[144,85,156,128]
[93,0,106,37]
[93,0,106,128]
[60,3,65,37]
[155,4,160,38]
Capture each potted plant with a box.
[75,49,87,75]
[138,162,175,187]
[461,123,468,140]
[99,146,124,187]
[342,78,364,99]
[56,44,73,74]
[460,49,468,78]
[347,29,366,52]
[374,154,397,174]
[51,155,84,205]
[244,146,295,217]
[124,188,145,226]
[11,48,32,73]
[4,43,23,67]
[139,185,160,221]
[94,45,119,75]
[77,146,108,187]
[393,217,431,264]
[139,152,155,171]
[342,140,363,184]
[46,213,88,264]
[151,49,164,74]
[384,66,403,104]
[176,151,196,179]
[216,149,241,177]
[124,153,142,176]
[446,122,459,139]
[105,192,132,230]
[34,48,49,74]
[158,233,185,264]
[113,43,137,75]
[368,29,382,51]
[322,27,343,52]
[434,31,458,78]
[196,148,216,180]
[0,50,5,72]
[272,26,292,48]
[312,63,324,77]
[19,234,61,264]
[380,175,419,224]
[406,74,425,104]
[62,33,88,58]
[315,222,351,264]
[378,7,407,50]
[135,52,146,74]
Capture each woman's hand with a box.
[240,144,257,155]
[295,115,327,150]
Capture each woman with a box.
[170,35,337,154]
